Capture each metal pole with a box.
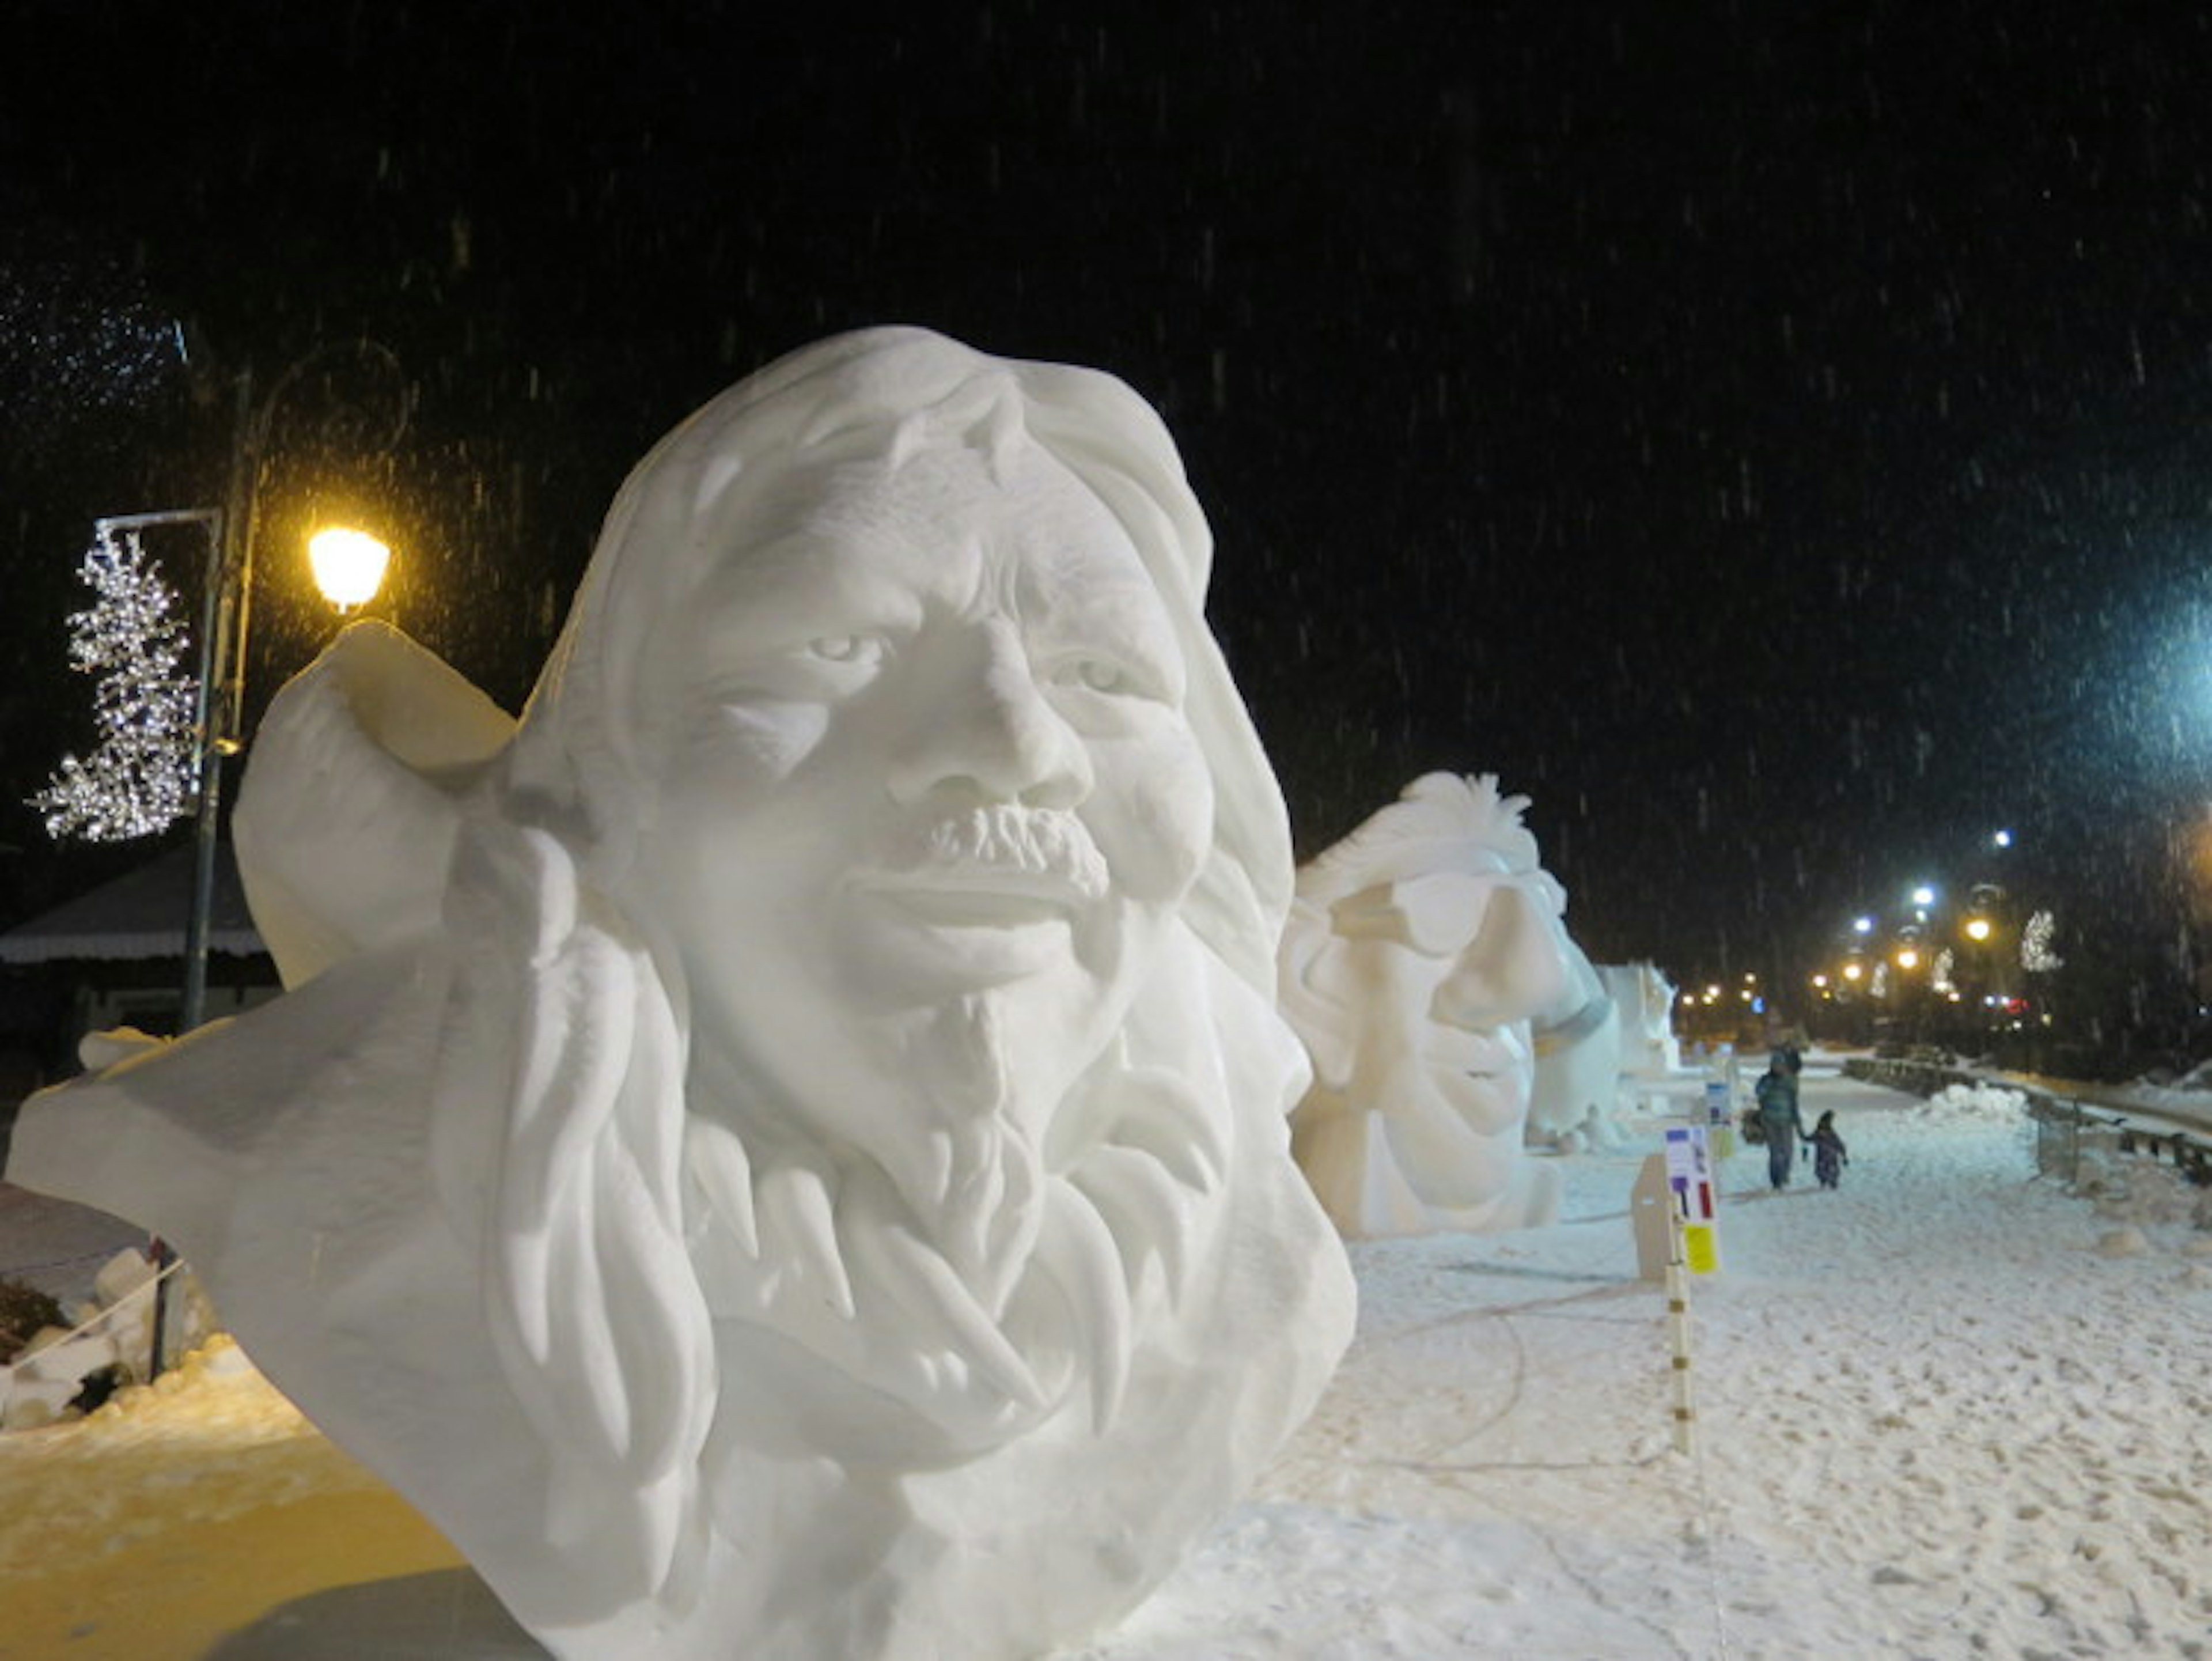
[177,370,258,1039]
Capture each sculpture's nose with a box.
[891,619,1093,809]
[1429,883,1566,1030]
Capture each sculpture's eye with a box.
[808,634,888,668]
[1058,657,1138,696]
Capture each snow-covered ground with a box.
[3,1058,2210,1658]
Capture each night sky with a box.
[7,3,2212,1024]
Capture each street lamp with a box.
[307,526,394,614]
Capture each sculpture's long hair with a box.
[434,813,715,1613]
[443,329,1301,1616]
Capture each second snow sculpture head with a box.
[13,328,1354,1659]
[1278,771,1573,1236]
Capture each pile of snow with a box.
[1911,1080,2030,1121]
[2076,1148,2212,1231]
[0,1246,214,1430]
[2156,1058,2212,1093]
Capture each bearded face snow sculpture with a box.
[8,328,1354,1659]
[1278,772,1572,1236]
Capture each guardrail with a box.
[1839,1055,2212,1188]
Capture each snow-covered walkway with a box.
[1080,1064,2212,1658]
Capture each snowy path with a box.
[1076,1067,2212,1659]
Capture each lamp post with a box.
[172,342,406,1033]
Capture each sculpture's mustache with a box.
[872,805,1109,903]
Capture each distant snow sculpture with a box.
[1278,772,1569,1236]
[1527,933,1622,1142]
[1597,960,1682,1077]
[9,328,1355,1660]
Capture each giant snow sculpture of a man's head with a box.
[1278,772,1571,1236]
[8,328,1355,1659]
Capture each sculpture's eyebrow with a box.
[1038,585,1183,694]
[691,533,916,648]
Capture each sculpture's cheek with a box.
[680,699,835,796]
[1089,725,1213,905]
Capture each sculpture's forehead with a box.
[692,441,1160,615]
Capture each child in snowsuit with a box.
[1809,1110,1849,1189]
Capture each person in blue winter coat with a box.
[1755,1054,1809,1190]
[1808,1110,1849,1189]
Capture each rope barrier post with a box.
[1666,1234,1696,1458]
[1652,1121,1718,1458]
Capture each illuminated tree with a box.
[31,528,198,841]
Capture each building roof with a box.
[0,843,265,964]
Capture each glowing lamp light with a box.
[1964,917,1993,943]
[1910,884,1936,907]
[1842,962,1863,982]
[1895,947,1921,971]
[308,527,393,613]
[1853,915,1874,934]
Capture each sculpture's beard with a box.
[680,963,1229,1471]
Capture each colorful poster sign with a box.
[1703,1079,1731,1123]
[1664,1123,1722,1273]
